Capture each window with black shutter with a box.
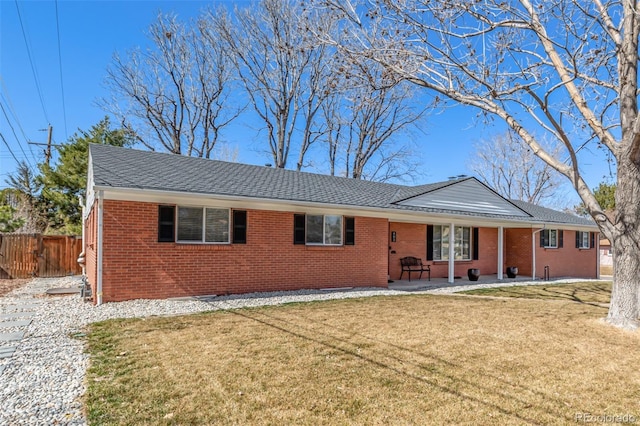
[232,210,247,244]
[426,225,434,261]
[575,230,592,249]
[541,229,562,248]
[472,227,479,260]
[158,205,175,242]
[344,217,355,245]
[294,214,306,244]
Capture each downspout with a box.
[532,226,545,280]
[97,190,104,306]
[78,195,86,277]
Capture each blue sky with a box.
[0,0,613,206]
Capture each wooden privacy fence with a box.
[0,234,82,279]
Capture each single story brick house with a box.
[83,144,599,304]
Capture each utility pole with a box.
[44,125,53,165]
[28,125,60,166]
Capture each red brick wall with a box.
[505,229,533,275]
[94,200,389,302]
[388,223,499,280]
[505,228,598,279]
[388,223,425,279]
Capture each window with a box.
[576,231,591,249]
[294,214,354,245]
[159,206,246,244]
[307,214,342,245]
[431,225,471,261]
[177,207,229,243]
[540,229,563,248]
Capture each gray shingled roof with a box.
[509,200,595,226]
[89,144,596,227]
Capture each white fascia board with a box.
[95,186,598,231]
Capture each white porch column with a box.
[448,223,455,283]
[497,226,504,280]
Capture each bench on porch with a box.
[399,256,431,281]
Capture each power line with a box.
[14,0,50,123]
[0,102,36,172]
[0,82,39,164]
[0,131,21,165]
[54,0,68,140]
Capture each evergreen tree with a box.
[38,117,133,234]
[576,183,616,217]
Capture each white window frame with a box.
[432,225,471,261]
[306,214,343,246]
[577,231,590,249]
[543,229,558,248]
[176,206,230,244]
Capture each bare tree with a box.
[103,12,239,157]
[320,0,640,329]
[469,131,563,205]
[344,80,424,180]
[213,0,334,169]
[320,56,425,181]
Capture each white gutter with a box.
[531,227,545,280]
[96,190,104,305]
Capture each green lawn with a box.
[84,285,639,425]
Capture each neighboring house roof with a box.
[88,144,596,229]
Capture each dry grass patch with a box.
[461,281,611,305]
[0,278,31,296]
[85,294,639,425]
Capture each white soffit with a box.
[397,179,529,217]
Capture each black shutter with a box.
[591,232,595,249]
[540,230,547,247]
[232,210,247,244]
[294,214,306,244]
[558,230,564,248]
[158,205,175,242]
[426,225,434,261]
[575,231,580,248]
[344,217,355,245]
[472,227,479,260]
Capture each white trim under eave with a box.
[92,185,599,232]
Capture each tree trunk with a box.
[609,232,640,329]
[607,159,640,329]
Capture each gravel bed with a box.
[0,277,405,425]
[0,275,604,425]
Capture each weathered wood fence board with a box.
[0,234,82,279]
